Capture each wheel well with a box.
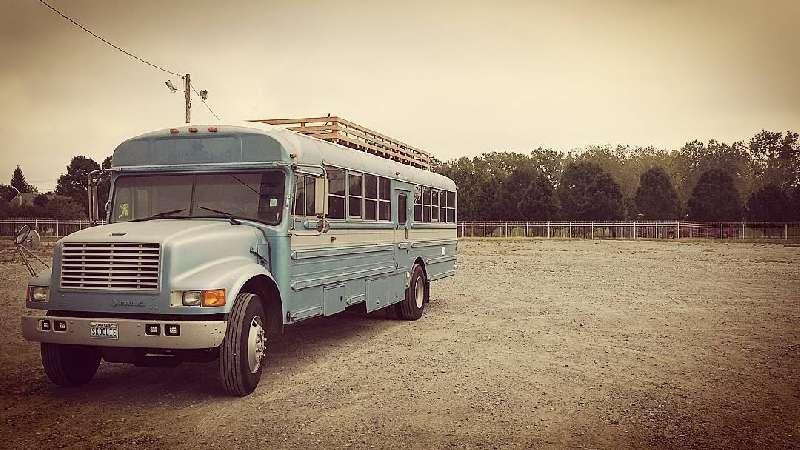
[240,275,282,336]
[414,257,427,279]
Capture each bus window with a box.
[431,189,439,222]
[304,175,315,216]
[327,168,346,219]
[378,177,390,221]
[293,174,318,217]
[423,187,432,222]
[348,172,363,218]
[445,190,456,222]
[413,185,423,222]
[398,193,407,225]
[364,174,377,220]
[293,174,305,216]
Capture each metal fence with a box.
[0,219,98,238]
[1,218,799,241]
[457,221,800,240]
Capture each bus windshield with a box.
[111,171,285,225]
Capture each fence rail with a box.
[0,219,99,238]
[457,221,800,240]
[1,219,799,241]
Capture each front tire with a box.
[41,343,101,386]
[219,292,267,396]
[396,264,428,321]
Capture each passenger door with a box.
[395,190,412,271]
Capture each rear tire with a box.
[40,343,100,386]
[219,292,267,396]
[395,264,428,320]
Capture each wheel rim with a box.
[415,276,424,309]
[247,316,266,374]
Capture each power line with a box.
[37,0,182,78]
[191,86,222,121]
[37,0,222,122]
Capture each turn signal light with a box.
[201,289,226,307]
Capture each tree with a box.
[746,184,792,221]
[10,166,36,193]
[501,163,557,220]
[687,168,742,221]
[0,184,17,202]
[55,156,100,209]
[557,162,624,220]
[633,167,681,219]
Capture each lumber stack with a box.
[248,116,432,169]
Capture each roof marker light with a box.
[169,128,179,134]
[188,127,198,133]
[208,126,218,132]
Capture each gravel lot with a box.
[1,238,798,448]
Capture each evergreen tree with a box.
[557,162,624,220]
[633,167,681,219]
[687,168,742,221]
[10,166,36,193]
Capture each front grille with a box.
[60,242,161,291]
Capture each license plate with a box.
[89,322,119,340]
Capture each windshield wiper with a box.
[131,208,187,222]
[197,206,242,225]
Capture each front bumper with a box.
[21,313,227,349]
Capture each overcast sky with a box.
[2,0,798,191]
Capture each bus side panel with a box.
[407,227,458,281]
[288,229,397,320]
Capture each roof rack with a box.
[248,116,432,169]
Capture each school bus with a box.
[20,117,457,395]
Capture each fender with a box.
[170,256,277,314]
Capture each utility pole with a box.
[184,73,191,123]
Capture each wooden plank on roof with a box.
[247,115,432,169]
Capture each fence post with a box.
[569,222,572,239]
[505,222,508,238]
[591,221,594,240]
[786,224,789,240]
[547,221,551,239]
[55,220,59,237]
[676,221,680,239]
[741,222,745,240]
[633,222,637,239]
[525,222,529,237]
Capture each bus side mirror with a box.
[15,225,40,249]
[87,169,104,225]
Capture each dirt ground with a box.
[0,238,798,449]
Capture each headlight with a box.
[29,286,49,302]
[182,291,202,306]
[175,289,226,307]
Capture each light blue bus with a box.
[21,124,457,395]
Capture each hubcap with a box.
[415,276,424,309]
[247,316,266,374]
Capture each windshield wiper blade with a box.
[131,208,186,222]
[197,206,242,225]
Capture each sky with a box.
[1,0,798,192]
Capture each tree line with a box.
[0,156,111,220]
[433,130,800,222]
[1,129,797,222]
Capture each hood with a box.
[63,219,250,246]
